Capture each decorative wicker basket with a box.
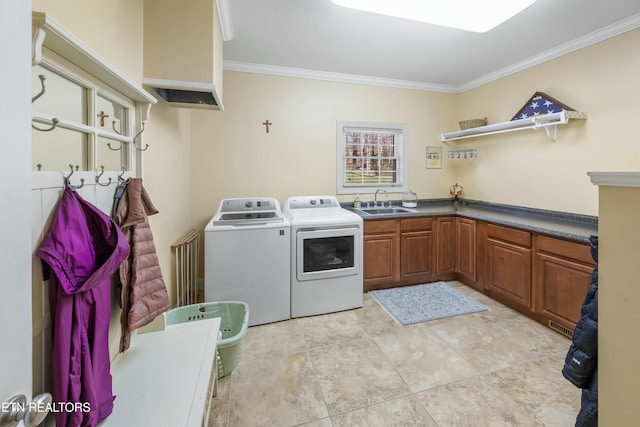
[459,117,487,130]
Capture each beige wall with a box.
[189,28,640,224]
[456,28,640,216]
[189,71,458,230]
[32,0,143,82]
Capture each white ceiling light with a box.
[331,0,537,33]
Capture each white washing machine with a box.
[283,196,363,318]
[204,197,290,326]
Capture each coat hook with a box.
[32,74,61,132]
[32,75,47,103]
[112,120,122,135]
[95,165,112,187]
[108,123,147,151]
[108,120,123,149]
[37,163,42,171]
[32,117,60,132]
[64,164,84,189]
[107,141,122,151]
[118,166,126,182]
[134,122,149,151]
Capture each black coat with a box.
[562,235,598,427]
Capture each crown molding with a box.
[459,13,640,92]
[223,13,640,94]
[223,60,458,93]
[216,0,234,41]
[588,172,640,188]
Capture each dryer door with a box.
[296,227,361,281]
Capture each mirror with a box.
[32,127,88,172]
[31,65,132,173]
[97,94,127,135]
[31,65,86,124]
[97,136,128,172]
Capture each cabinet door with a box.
[487,238,532,308]
[436,217,455,275]
[400,230,433,282]
[363,233,399,290]
[363,220,400,291]
[456,218,477,282]
[535,236,594,332]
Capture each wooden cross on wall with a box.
[262,120,272,133]
[97,111,109,127]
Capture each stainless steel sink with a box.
[359,207,417,215]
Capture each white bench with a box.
[103,317,220,426]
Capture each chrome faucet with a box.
[374,189,387,206]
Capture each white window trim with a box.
[336,120,408,194]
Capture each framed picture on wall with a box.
[426,146,442,169]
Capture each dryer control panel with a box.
[287,196,339,210]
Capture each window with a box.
[336,121,408,194]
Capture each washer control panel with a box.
[219,198,279,212]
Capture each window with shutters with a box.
[336,121,408,194]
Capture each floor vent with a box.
[548,320,573,339]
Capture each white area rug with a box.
[369,282,489,326]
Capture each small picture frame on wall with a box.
[426,146,442,169]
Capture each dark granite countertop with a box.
[344,198,598,243]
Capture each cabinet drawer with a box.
[487,223,531,248]
[364,219,397,234]
[537,235,594,265]
[401,217,433,232]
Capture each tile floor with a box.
[208,281,581,427]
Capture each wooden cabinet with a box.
[363,218,435,291]
[362,213,593,336]
[436,217,455,276]
[455,218,477,285]
[363,220,399,291]
[486,224,532,310]
[535,235,594,333]
[400,218,435,283]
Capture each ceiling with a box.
[222,0,640,92]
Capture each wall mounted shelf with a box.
[32,12,157,120]
[441,110,587,143]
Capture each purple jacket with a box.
[36,184,129,426]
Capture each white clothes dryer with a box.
[283,196,363,318]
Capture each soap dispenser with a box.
[402,189,417,208]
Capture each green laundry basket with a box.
[165,301,249,378]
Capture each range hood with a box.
[143,0,226,110]
[143,78,223,110]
